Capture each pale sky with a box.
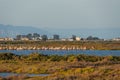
[0,0,120,29]
[0,0,120,39]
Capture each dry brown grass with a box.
[0,60,120,80]
[0,53,120,80]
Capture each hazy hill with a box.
[0,24,48,38]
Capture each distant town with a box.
[0,33,120,41]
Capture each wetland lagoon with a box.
[0,50,120,56]
[0,41,120,80]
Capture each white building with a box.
[0,38,4,41]
[75,37,81,41]
[112,38,120,41]
[0,37,13,41]
[21,37,29,41]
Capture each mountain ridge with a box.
[0,24,48,38]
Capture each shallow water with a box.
[0,50,120,56]
[0,72,49,77]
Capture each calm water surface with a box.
[0,50,120,56]
[0,72,49,77]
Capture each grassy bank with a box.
[0,53,120,80]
